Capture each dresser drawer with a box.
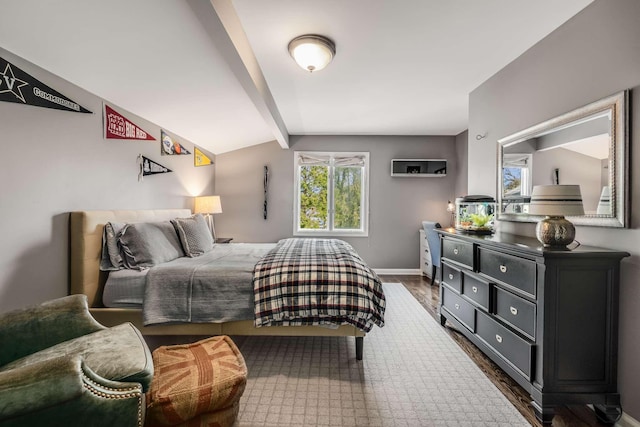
[495,287,536,340]
[442,263,462,293]
[478,248,536,297]
[476,311,533,379]
[462,274,491,311]
[442,287,475,332]
[442,238,474,269]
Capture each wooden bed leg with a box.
[355,337,363,360]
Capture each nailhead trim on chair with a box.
[82,373,144,427]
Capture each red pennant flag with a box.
[104,104,156,141]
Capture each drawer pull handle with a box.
[495,334,503,344]
[448,273,454,280]
[472,286,478,293]
[510,306,518,316]
[454,303,460,310]
[499,265,507,273]
[453,248,459,255]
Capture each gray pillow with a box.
[118,221,185,270]
[171,214,214,257]
[99,222,126,271]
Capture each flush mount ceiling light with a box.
[288,34,336,72]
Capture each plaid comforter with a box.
[253,238,386,332]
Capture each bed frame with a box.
[69,209,365,359]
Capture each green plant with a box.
[470,213,493,227]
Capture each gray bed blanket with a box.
[143,243,275,325]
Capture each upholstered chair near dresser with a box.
[421,221,442,282]
[0,295,154,427]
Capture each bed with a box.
[69,209,385,359]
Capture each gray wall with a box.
[0,47,215,312]
[532,148,601,213]
[214,135,458,269]
[454,130,469,199]
[468,0,640,418]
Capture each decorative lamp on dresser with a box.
[436,229,629,424]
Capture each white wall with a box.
[0,47,215,312]
[468,0,640,418]
[214,135,459,269]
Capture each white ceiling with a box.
[0,0,593,154]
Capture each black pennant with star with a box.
[0,56,91,113]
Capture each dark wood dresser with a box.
[436,229,629,424]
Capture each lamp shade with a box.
[288,35,335,72]
[194,195,222,214]
[528,185,584,217]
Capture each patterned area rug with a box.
[234,283,529,426]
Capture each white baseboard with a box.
[374,268,422,275]
[618,412,640,427]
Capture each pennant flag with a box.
[161,130,191,155]
[194,147,213,167]
[104,104,156,140]
[0,56,91,113]
[138,154,172,181]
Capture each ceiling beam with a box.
[187,0,289,149]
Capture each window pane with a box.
[299,165,329,229]
[334,166,362,230]
[503,167,522,196]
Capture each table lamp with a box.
[194,195,222,239]
[528,185,584,248]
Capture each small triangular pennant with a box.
[104,104,156,140]
[138,154,172,181]
[0,56,91,113]
[194,147,213,167]
[161,130,191,155]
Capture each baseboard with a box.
[374,268,422,275]
[618,412,640,427]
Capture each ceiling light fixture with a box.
[288,34,336,72]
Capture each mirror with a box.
[497,90,629,227]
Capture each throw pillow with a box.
[119,221,185,269]
[99,222,125,271]
[171,214,215,257]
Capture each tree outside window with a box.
[294,152,369,236]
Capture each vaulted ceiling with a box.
[0,0,593,154]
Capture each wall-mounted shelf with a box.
[391,159,447,177]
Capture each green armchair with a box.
[0,295,154,427]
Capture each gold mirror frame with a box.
[497,90,629,228]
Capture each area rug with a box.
[234,283,530,426]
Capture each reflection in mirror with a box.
[497,91,629,228]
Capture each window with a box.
[294,151,369,236]
[502,153,532,198]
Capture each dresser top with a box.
[437,228,629,259]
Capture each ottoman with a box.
[145,336,247,427]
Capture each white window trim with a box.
[293,151,370,237]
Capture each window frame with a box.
[293,151,370,237]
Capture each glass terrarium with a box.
[455,195,496,234]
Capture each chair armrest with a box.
[0,295,106,366]
[0,356,145,426]
[0,355,83,420]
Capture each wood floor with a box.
[379,274,614,427]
